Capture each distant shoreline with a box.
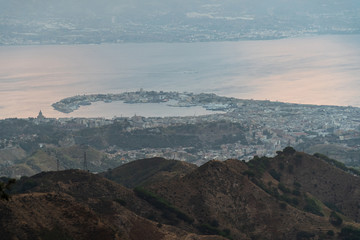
[52,91,236,114]
[2,33,360,47]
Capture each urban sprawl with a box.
[42,91,360,165]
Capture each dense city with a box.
[1,91,359,178]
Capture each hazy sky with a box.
[1,0,359,21]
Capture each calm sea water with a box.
[0,35,359,119]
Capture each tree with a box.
[329,211,343,226]
[283,146,296,155]
[0,178,16,201]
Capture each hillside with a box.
[0,192,227,240]
[2,149,360,239]
[11,169,165,220]
[101,157,197,188]
[141,150,360,239]
[4,169,226,240]
[146,160,326,239]
[265,150,360,222]
[0,145,121,178]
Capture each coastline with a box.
[52,90,360,116]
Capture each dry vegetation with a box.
[1,149,360,239]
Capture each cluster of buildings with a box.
[58,92,360,165]
[2,91,360,166]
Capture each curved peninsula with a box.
[51,91,241,114]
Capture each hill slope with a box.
[1,192,227,240]
[101,157,197,188]
[146,160,332,239]
[3,169,226,240]
[264,150,360,222]
[2,150,360,239]
[141,150,360,239]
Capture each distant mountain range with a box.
[2,149,360,239]
[1,0,359,44]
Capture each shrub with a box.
[210,220,219,228]
[296,231,315,240]
[278,183,291,194]
[243,170,255,178]
[114,198,127,206]
[272,187,280,198]
[288,165,294,174]
[0,178,16,201]
[134,187,193,224]
[291,197,299,206]
[295,154,303,166]
[292,189,301,196]
[278,162,285,170]
[329,211,343,226]
[279,195,299,206]
[269,169,281,181]
[40,227,73,240]
[339,226,360,240]
[246,156,271,177]
[283,146,296,155]
[223,229,231,236]
[197,224,232,239]
[280,202,287,209]
[324,202,342,213]
[304,197,323,216]
[293,181,302,189]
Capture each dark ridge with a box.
[101,157,197,188]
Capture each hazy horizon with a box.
[1,0,359,44]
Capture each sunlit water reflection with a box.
[0,35,359,119]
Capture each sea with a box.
[0,34,359,119]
